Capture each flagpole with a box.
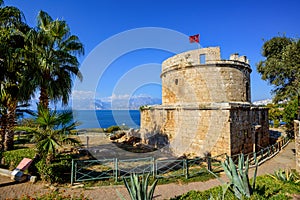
[197,34,201,49]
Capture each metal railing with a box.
[71,137,290,185]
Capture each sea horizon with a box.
[72,110,141,129]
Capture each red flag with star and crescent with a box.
[189,34,200,43]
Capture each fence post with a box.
[207,154,212,171]
[185,159,189,179]
[71,159,74,185]
[152,157,156,178]
[86,136,89,148]
[115,158,118,182]
[253,152,257,165]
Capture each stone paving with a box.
[0,141,296,200]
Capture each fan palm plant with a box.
[30,105,80,163]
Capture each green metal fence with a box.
[71,137,290,185]
[230,136,290,167]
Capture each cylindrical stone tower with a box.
[140,46,269,157]
[161,47,252,105]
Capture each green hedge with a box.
[1,148,73,184]
[2,148,35,170]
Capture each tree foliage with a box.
[0,1,32,150]
[0,1,83,151]
[282,98,298,135]
[257,36,300,120]
[25,11,84,109]
[266,103,283,128]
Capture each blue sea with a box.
[72,110,140,129]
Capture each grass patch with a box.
[157,170,217,185]
[76,170,218,188]
[171,174,300,200]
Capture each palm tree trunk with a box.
[0,113,7,151]
[39,86,49,110]
[4,101,17,151]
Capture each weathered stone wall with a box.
[161,47,251,105]
[295,120,300,172]
[230,107,269,155]
[140,105,231,157]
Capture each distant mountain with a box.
[72,95,161,110]
[252,99,272,106]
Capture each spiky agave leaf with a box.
[229,156,244,199]
[148,177,158,200]
[122,173,158,200]
[252,158,258,190]
[123,175,135,200]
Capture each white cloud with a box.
[72,91,157,102]
[100,93,153,102]
[72,90,99,100]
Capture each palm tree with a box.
[30,105,80,163]
[0,2,33,150]
[26,11,84,110]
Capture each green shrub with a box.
[105,125,121,133]
[2,148,35,170]
[36,154,73,183]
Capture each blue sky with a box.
[5,0,300,102]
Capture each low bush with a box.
[2,148,35,170]
[1,147,74,183]
[105,125,121,133]
[36,154,73,183]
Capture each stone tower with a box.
[140,47,269,157]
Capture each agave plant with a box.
[119,173,158,200]
[209,154,258,199]
[269,168,300,183]
[223,154,258,199]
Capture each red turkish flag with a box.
[189,34,200,43]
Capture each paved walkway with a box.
[0,141,296,200]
